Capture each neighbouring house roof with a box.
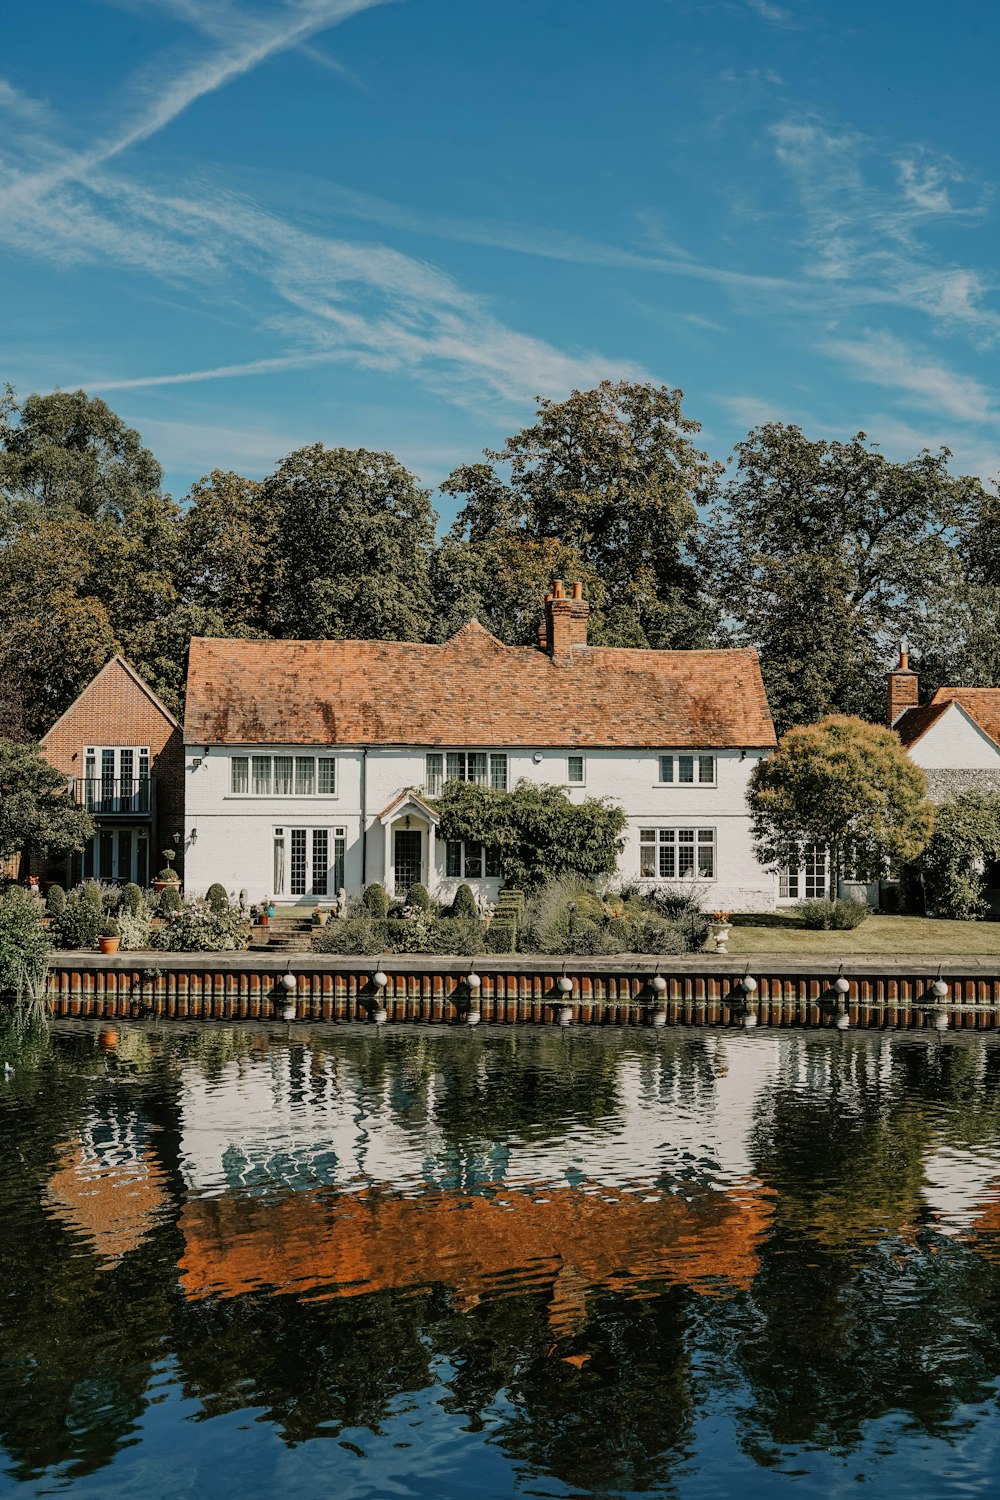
[40,654,180,745]
[183,625,777,749]
[896,689,1000,752]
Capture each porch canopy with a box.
[378,791,440,897]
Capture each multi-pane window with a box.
[446,840,502,879]
[426,751,507,794]
[639,828,716,879]
[290,829,307,895]
[252,755,272,795]
[658,754,715,785]
[232,754,336,795]
[779,844,827,900]
[804,844,826,899]
[275,826,345,896]
[567,755,584,784]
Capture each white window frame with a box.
[445,839,502,879]
[231,753,337,797]
[425,751,508,795]
[639,827,716,880]
[566,754,585,786]
[656,753,716,786]
[274,825,346,897]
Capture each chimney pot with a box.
[572,581,584,600]
[553,579,565,598]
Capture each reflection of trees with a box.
[719,1035,1000,1461]
[0,1027,181,1481]
[439,1287,694,1495]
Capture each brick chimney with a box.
[538,579,590,659]
[886,638,919,725]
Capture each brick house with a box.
[39,655,185,887]
[182,581,779,910]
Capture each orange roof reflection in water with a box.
[45,1141,169,1265]
[179,1180,772,1327]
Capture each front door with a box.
[393,830,422,895]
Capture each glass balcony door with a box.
[83,746,150,814]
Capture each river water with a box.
[3,1020,1000,1498]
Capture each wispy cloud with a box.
[0,0,389,210]
[771,116,1000,340]
[744,0,791,23]
[824,331,996,425]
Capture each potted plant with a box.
[98,919,121,955]
[708,910,732,954]
[255,901,270,928]
[264,897,276,919]
[152,848,181,894]
[312,905,330,927]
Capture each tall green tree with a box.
[180,470,274,636]
[265,446,437,641]
[707,425,984,732]
[0,739,94,862]
[747,714,934,899]
[0,387,162,521]
[442,381,719,648]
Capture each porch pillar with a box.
[427,822,436,888]
[383,819,392,893]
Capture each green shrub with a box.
[313,917,389,955]
[117,911,153,951]
[428,917,485,956]
[796,897,869,930]
[155,899,251,952]
[45,883,67,917]
[362,882,389,920]
[631,916,691,955]
[55,883,105,949]
[486,916,518,954]
[205,882,230,913]
[158,885,184,915]
[915,793,1000,920]
[830,898,869,930]
[451,883,478,919]
[405,882,432,912]
[0,885,51,995]
[120,882,143,916]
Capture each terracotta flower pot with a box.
[98,936,121,955]
[153,878,181,895]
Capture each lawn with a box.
[725,913,1000,956]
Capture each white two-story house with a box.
[181,581,779,910]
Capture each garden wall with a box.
[43,953,1000,1029]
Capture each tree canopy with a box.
[747,715,935,898]
[442,381,719,649]
[264,445,437,642]
[0,739,94,862]
[708,424,987,732]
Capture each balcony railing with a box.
[75,777,153,816]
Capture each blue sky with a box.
[2,0,998,520]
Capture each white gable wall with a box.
[905,704,1000,770]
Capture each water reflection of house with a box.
[178,1180,773,1323]
[44,1107,169,1263]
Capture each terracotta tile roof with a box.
[184,625,776,749]
[929,688,1000,750]
[897,689,1000,751]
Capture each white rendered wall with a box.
[183,741,776,911]
[906,704,1000,771]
